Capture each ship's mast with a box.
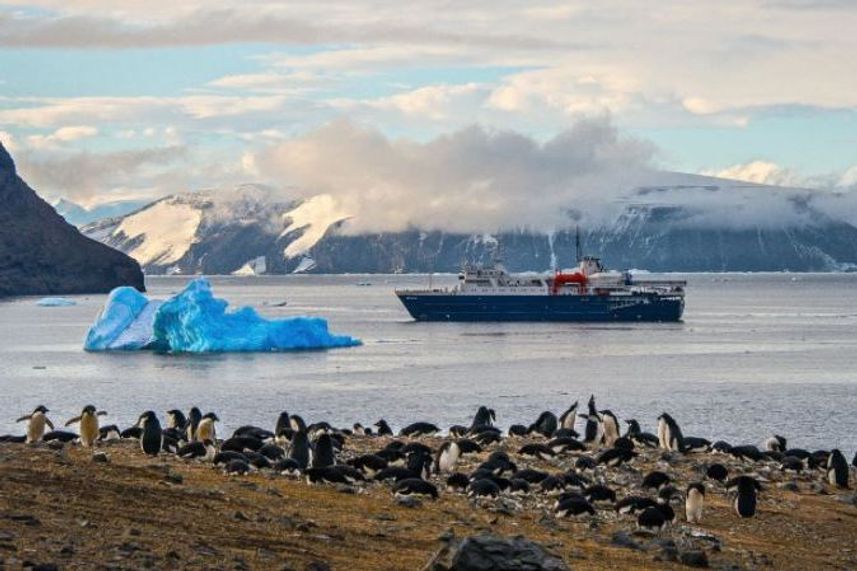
[575,226,582,263]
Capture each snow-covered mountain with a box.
[81,175,857,274]
[53,198,150,227]
[81,185,350,275]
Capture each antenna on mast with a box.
[575,225,582,263]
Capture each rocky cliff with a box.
[0,142,145,297]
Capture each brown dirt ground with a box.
[1,439,856,571]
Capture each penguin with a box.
[685,482,705,523]
[540,475,567,495]
[584,484,616,504]
[596,447,636,467]
[657,485,681,506]
[434,441,461,474]
[98,425,121,441]
[548,436,586,454]
[472,430,502,446]
[470,406,496,432]
[177,439,217,461]
[727,476,761,518]
[554,496,596,518]
[64,405,107,447]
[509,478,530,496]
[564,471,591,490]
[827,449,850,488]
[186,407,202,442]
[165,409,187,431]
[642,471,671,490]
[446,473,470,492]
[258,443,286,461]
[137,411,163,457]
[393,478,439,500]
[289,414,307,433]
[582,396,603,448]
[399,422,439,437]
[528,411,558,438]
[311,433,336,469]
[348,454,388,477]
[559,401,578,432]
[518,443,556,460]
[234,425,274,441]
[306,466,363,485]
[274,458,302,477]
[367,419,390,436]
[223,459,252,476]
[637,506,667,533]
[467,478,501,499]
[765,434,787,453]
[624,419,659,448]
[656,413,684,452]
[615,496,658,515]
[575,456,597,472]
[196,412,219,443]
[213,450,247,466]
[730,445,765,463]
[508,424,528,437]
[599,409,620,447]
[43,430,78,443]
[705,463,729,482]
[352,423,368,436]
[455,439,482,455]
[683,437,711,453]
[289,430,311,470]
[16,405,54,443]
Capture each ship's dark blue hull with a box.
[396,293,684,322]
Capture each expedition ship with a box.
[395,255,685,322]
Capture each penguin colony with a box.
[4,397,854,535]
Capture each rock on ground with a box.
[423,533,569,571]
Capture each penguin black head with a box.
[203,412,220,422]
[374,419,393,435]
[34,405,50,414]
[686,482,705,496]
[166,409,187,428]
[290,414,307,432]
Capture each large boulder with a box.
[423,533,569,571]
[0,142,144,297]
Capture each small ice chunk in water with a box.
[36,297,76,307]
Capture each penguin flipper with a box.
[64,416,81,427]
[15,415,31,423]
[45,418,54,430]
[97,411,109,417]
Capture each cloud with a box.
[252,117,657,234]
[26,125,99,149]
[701,161,808,187]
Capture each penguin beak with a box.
[64,415,81,426]
[15,415,31,423]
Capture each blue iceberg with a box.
[84,278,360,353]
[37,297,77,307]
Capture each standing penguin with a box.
[470,406,496,432]
[582,395,603,448]
[764,434,787,453]
[374,419,394,436]
[289,430,311,469]
[196,412,219,443]
[827,449,850,489]
[186,407,202,442]
[137,411,163,457]
[685,482,705,523]
[65,405,107,447]
[311,433,336,468]
[559,402,578,432]
[16,405,54,443]
[657,413,685,452]
[600,410,620,447]
[275,411,291,437]
[727,476,762,518]
[165,409,187,431]
[434,441,461,474]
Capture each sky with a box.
[0,0,855,219]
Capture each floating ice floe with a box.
[36,297,77,307]
[84,278,361,353]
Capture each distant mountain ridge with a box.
[79,174,857,274]
[0,143,145,297]
[53,198,150,227]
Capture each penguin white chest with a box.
[197,419,216,442]
[686,489,704,523]
[27,413,47,443]
[80,415,99,447]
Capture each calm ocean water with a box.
[1,273,855,456]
